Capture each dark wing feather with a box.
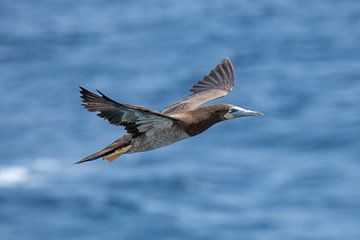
[80,87,177,135]
[162,58,235,114]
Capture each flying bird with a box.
[76,58,263,164]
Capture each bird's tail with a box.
[75,135,132,164]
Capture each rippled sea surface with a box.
[1,1,360,239]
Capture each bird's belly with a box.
[128,127,190,153]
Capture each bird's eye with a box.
[228,108,237,113]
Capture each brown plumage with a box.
[76,58,263,164]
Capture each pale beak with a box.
[225,106,264,119]
[237,109,264,117]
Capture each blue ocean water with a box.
[1,0,360,239]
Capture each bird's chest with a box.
[129,125,190,153]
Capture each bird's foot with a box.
[104,145,132,162]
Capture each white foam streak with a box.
[0,166,29,187]
[0,158,63,188]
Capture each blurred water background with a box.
[1,0,360,239]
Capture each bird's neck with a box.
[177,105,226,137]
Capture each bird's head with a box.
[223,105,263,120]
[183,104,263,136]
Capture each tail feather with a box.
[75,135,132,164]
[75,148,112,164]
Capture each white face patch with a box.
[224,113,234,119]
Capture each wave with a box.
[0,158,62,188]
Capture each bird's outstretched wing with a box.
[162,58,235,114]
[80,87,177,136]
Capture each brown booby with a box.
[76,58,263,164]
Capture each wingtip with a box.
[79,86,91,97]
[96,89,104,96]
[222,57,233,66]
[79,87,88,103]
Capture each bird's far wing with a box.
[161,58,235,114]
[80,87,178,136]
